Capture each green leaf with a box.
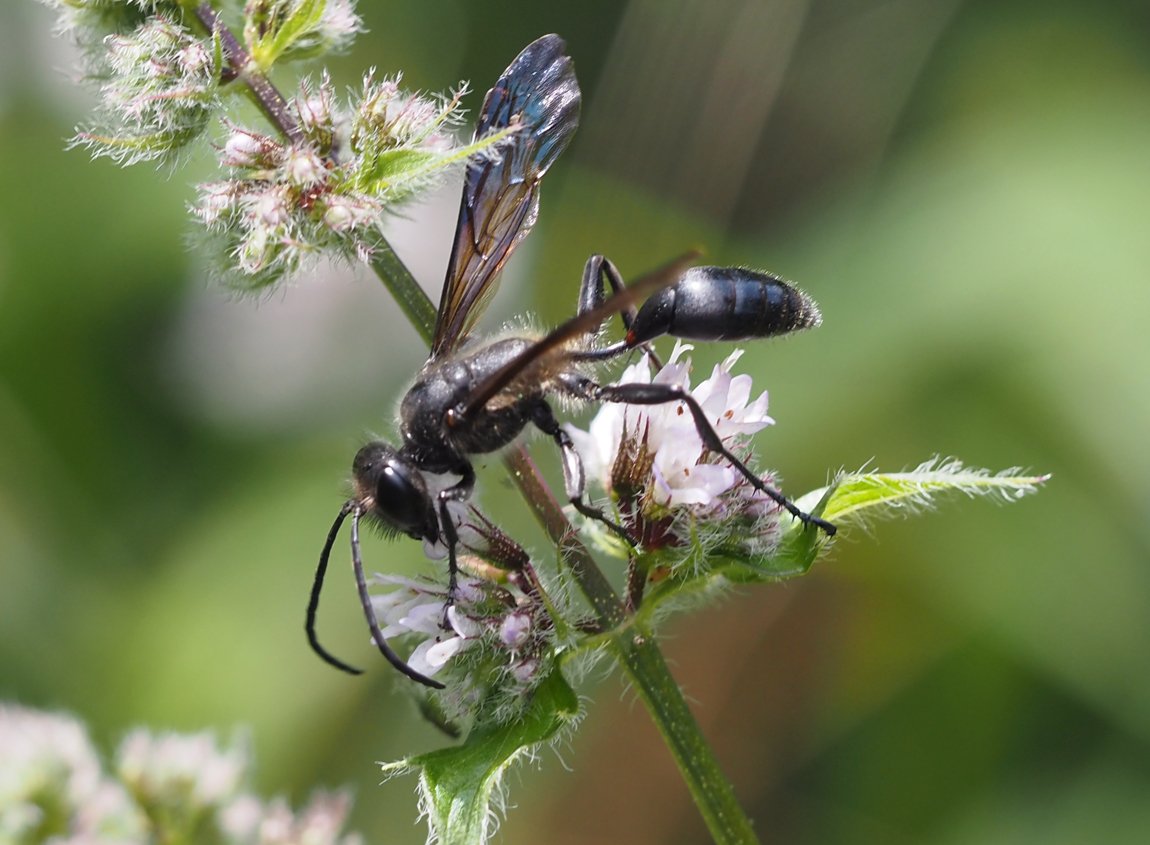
[380,668,580,845]
[811,457,1048,527]
[246,0,326,68]
[355,126,518,198]
[647,458,1046,592]
[359,147,445,192]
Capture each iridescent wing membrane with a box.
[430,35,581,359]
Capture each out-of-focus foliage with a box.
[1,1,1146,843]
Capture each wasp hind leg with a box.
[572,255,663,367]
[568,378,837,537]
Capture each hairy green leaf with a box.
[380,668,580,845]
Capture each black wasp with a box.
[307,35,836,688]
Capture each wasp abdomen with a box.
[627,266,822,346]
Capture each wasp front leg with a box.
[435,462,477,603]
[528,400,637,546]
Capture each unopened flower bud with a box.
[195,181,236,225]
[322,200,353,231]
[222,129,280,168]
[510,658,540,685]
[298,93,331,131]
[178,42,211,74]
[286,146,325,186]
[238,227,274,274]
[254,190,289,226]
[499,611,532,651]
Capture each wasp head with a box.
[352,442,438,542]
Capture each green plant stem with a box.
[190,6,759,835]
[191,2,305,144]
[369,244,439,343]
[614,638,759,845]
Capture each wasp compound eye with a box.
[376,463,437,539]
[352,443,436,540]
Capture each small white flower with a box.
[369,575,485,678]
[116,730,247,808]
[367,568,553,689]
[408,635,469,677]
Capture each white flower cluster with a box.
[566,343,783,557]
[70,14,220,164]
[371,572,551,701]
[0,705,361,845]
[194,72,493,288]
[117,729,248,810]
[44,0,485,287]
[39,1,172,38]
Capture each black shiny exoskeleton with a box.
[307,36,834,688]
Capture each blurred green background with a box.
[3,0,1149,842]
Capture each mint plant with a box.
[40,3,1048,843]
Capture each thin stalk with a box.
[191,3,305,144]
[369,243,438,343]
[614,637,759,844]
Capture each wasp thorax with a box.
[352,442,437,541]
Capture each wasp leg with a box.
[578,255,635,323]
[572,255,663,367]
[571,379,837,537]
[349,505,446,688]
[529,401,636,546]
[436,463,477,603]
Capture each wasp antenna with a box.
[349,507,446,690]
[307,502,364,675]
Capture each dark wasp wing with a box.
[459,252,700,422]
[430,35,581,359]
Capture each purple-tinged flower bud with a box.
[499,611,532,651]
[509,658,540,685]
